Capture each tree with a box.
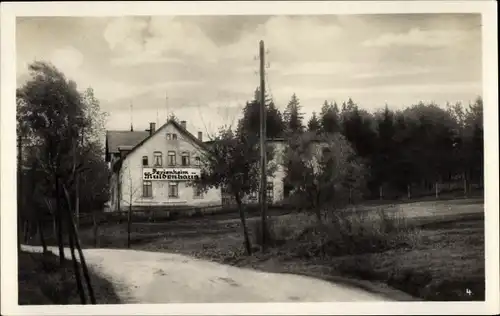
[17,61,108,304]
[283,93,304,135]
[196,127,275,254]
[462,97,483,188]
[319,101,340,134]
[17,61,88,263]
[373,105,396,198]
[307,112,321,133]
[283,132,367,223]
[237,88,285,139]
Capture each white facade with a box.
[109,122,222,211]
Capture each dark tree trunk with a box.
[235,195,252,255]
[92,210,98,248]
[315,207,322,223]
[66,209,87,305]
[52,214,57,240]
[63,184,96,304]
[313,191,322,224]
[127,203,132,249]
[23,220,29,244]
[55,176,65,265]
[38,220,47,253]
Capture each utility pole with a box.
[130,101,134,131]
[259,40,268,251]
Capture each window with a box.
[166,133,177,140]
[142,156,149,167]
[153,152,163,167]
[168,151,176,166]
[266,182,274,202]
[194,186,203,198]
[143,181,152,197]
[195,156,201,167]
[181,152,190,166]
[168,182,178,198]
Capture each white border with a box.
[1,1,498,315]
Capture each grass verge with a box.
[18,250,121,305]
[247,208,484,301]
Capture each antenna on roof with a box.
[156,104,159,127]
[165,92,169,122]
[130,101,134,131]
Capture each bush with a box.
[260,206,420,258]
[251,214,315,248]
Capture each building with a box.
[105,119,222,211]
[105,119,324,212]
[209,138,290,206]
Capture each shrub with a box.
[259,206,420,258]
[252,214,315,248]
[322,207,420,256]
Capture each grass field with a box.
[18,250,122,305]
[33,197,485,302]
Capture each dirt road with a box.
[21,245,397,303]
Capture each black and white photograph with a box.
[1,1,498,315]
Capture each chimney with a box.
[180,120,187,130]
[198,131,203,142]
[149,122,156,136]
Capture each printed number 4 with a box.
[466,288,473,296]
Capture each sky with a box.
[16,14,482,137]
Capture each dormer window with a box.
[142,156,149,166]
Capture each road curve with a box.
[21,245,396,303]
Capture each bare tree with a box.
[120,164,142,249]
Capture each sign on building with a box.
[143,168,201,181]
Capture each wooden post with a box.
[435,181,439,199]
[259,40,268,251]
[407,184,411,200]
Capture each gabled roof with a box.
[107,119,208,169]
